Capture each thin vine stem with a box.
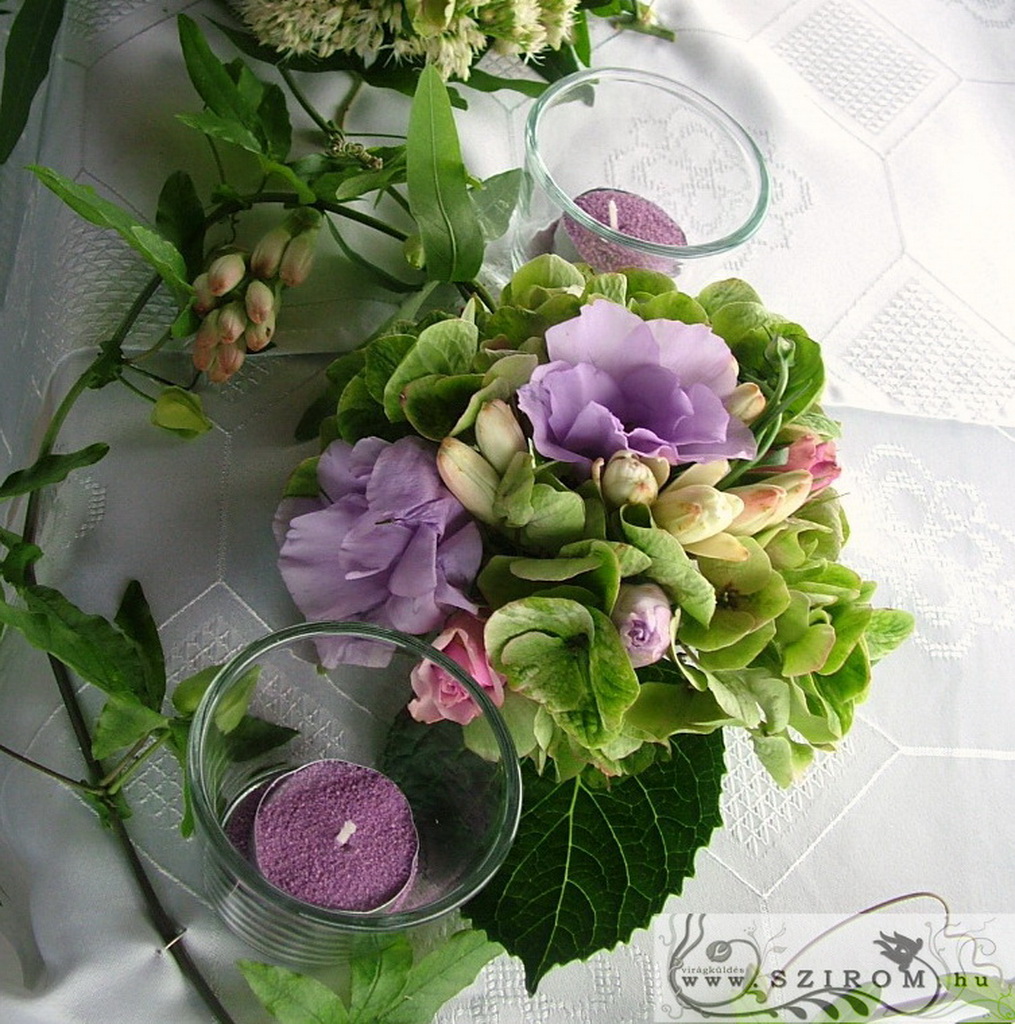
[278,65,333,138]
[0,741,102,794]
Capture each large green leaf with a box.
[238,961,350,1024]
[0,0,65,163]
[28,166,191,302]
[0,584,149,700]
[464,732,726,991]
[113,579,166,711]
[405,65,484,282]
[155,170,205,279]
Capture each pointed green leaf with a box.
[402,372,484,440]
[0,584,147,699]
[223,715,299,762]
[28,166,191,301]
[155,170,205,279]
[92,694,168,760]
[114,579,166,711]
[865,608,915,663]
[175,109,262,153]
[238,961,351,1024]
[464,732,726,992]
[349,937,412,1023]
[0,0,66,164]
[0,443,108,501]
[469,168,521,241]
[406,65,484,282]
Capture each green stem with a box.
[335,73,363,129]
[105,734,169,795]
[279,66,334,138]
[98,735,153,789]
[118,375,157,404]
[0,741,102,795]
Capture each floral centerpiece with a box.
[272,253,914,986]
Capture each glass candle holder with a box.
[512,67,769,290]
[188,621,522,965]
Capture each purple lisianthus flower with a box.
[516,300,756,474]
[277,436,482,667]
[611,582,673,669]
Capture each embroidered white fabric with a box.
[1,1,1013,1020]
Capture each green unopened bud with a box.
[151,386,213,439]
[598,451,661,507]
[436,438,500,524]
[724,382,766,425]
[207,252,246,296]
[217,301,247,344]
[250,225,292,278]
[475,400,526,474]
[244,279,275,324]
[652,483,744,544]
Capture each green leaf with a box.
[406,65,484,282]
[865,608,915,663]
[28,166,191,302]
[461,68,547,99]
[349,937,412,1023]
[151,387,213,439]
[0,0,66,164]
[0,443,108,501]
[113,579,166,711]
[382,318,478,422]
[464,732,726,991]
[470,169,522,241]
[485,598,640,751]
[338,373,408,443]
[0,584,148,700]
[155,170,205,279]
[618,504,715,626]
[175,109,262,154]
[177,14,262,144]
[163,717,195,836]
[238,961,351,1024]
[363,334,418,404]
[382,929,501,1024]
[696,278,762,316]
[223,715,299,762]
[402,372,484,440]
[92,694,168,760]
[256,81,291,161]
[170,663,223,716]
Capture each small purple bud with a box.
[611,582,674,669]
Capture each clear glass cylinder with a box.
[511,67,769,292]
[188,621,522,965]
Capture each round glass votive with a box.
[188,621,522,965]
[512,67,769,289]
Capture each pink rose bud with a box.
[207,252,247,296]
[217,300,248,344]
[244,279,276,324]
[250,225,292,278]
[611,583,674,669]
[408,612,505,726]
[782,431,841,493]
[192,272,218,315]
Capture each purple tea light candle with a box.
[562,187,687,274]
[249,759,419,912]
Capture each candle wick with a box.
[335,820,357,847]
[607,198,619,232]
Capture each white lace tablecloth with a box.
[1,1,1013,1021]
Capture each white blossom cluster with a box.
[232,0,581,79]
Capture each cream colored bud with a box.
[727,470,813,534]
[244,309,276,353]
[250,225,292,278]
[192,272,217,315]
[279,230,318,288]
[244,279,275,324]
[672,459,730,490]
[217,301,247,344]
[652,483,744,544]
[475,400,527,474]
[207,252,246,296]
[436,438,500,524]
[683,532,751,562]
[725,382,766,425]
[600,451,660,507]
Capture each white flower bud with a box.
[599,451,661,507]
[475,400,527,474]
[436,438,501,525]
